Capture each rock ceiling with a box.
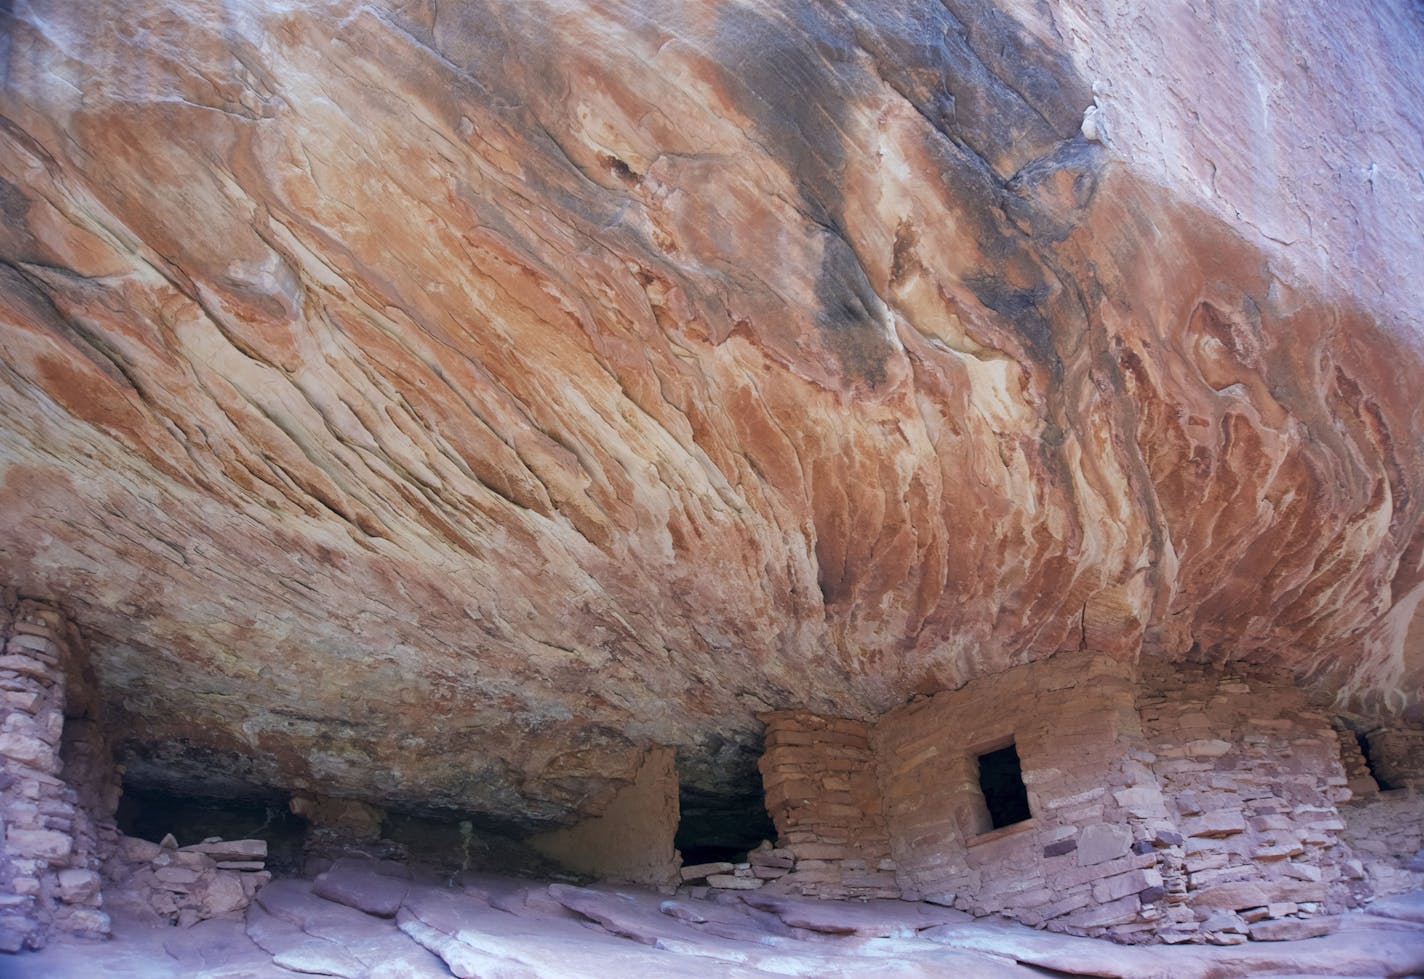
[1,0,1422,827]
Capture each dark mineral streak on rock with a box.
[713,2,896,387]
[849,0,1092,174]
[963,276,1060,374]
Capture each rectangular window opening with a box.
[977,742,1032,830]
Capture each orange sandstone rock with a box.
[0,0,1420,831]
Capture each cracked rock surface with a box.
[19,868,1424,978]
[1,0,1422,825]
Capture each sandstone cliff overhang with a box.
[0,0,1422,830]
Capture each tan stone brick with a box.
[1092,867,1162,903]
[6,828,71,862]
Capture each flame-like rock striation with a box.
[1,0,1422,828]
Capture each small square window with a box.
[977,742,1031,829]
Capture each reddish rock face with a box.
[0,0,1421,827]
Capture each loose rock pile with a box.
[104,833,271,927]
[678,841,796,892]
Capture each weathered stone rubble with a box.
[0,598,274,947]
[678,840,799,893]
[102,834,270,928]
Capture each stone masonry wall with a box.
[1137,666,1361,943]
[1336,723,1424,897]
[1365,726,1424,789]
[0,596,120,951]
[1334,728,1380,799]
[761,654,1377,944]
[1338,790,1424,897]
[871,651,1179,942]
[756,711,898,899]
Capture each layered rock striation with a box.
[0,0,1422,834]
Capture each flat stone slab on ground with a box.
[550,882,717,947]
[180,839,267,862]
[1248,917,1337,942]
[270,941,367,979]
[26,911,291,979]
[1364,889,1424,925]
[707,874,763,889]
[403,884,511,937]
[312,858,411,918]
[246,903,366,979]
[397,912,542,979]
[739,893,972,937]
[249,879,455,979]
[681,861,735,880]
[923,910,1424,979]
[15,875,1424,979]
[257,878,372,930]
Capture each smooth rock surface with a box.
[740,892,969,936]
[311,859,411,918]
[11,874,1424,978]
[0,0,1421,827]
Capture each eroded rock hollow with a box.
[2,0,1423,958]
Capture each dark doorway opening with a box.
[117,785,308,875]
[977,742,1031,829]
[674,737,777,866]
[1356,732,1395,791]
[675,784,777,866]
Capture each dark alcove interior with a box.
[675,784,778,866]
[117,784,308,875]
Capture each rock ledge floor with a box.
[6,865,1424,978]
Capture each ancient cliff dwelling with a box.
[1,0,1423,976]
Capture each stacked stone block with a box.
[1336,723,1424,897]
[1334,728,1379,799]
[871,651,1184,943]
[103,833,271,926]
[1364,726,1424,789]
[756,711,898,899]
[0,598,118,951]
[1138,666,1358,943]
[758,653,1392,944]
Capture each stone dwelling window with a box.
[977,742,1032,829]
